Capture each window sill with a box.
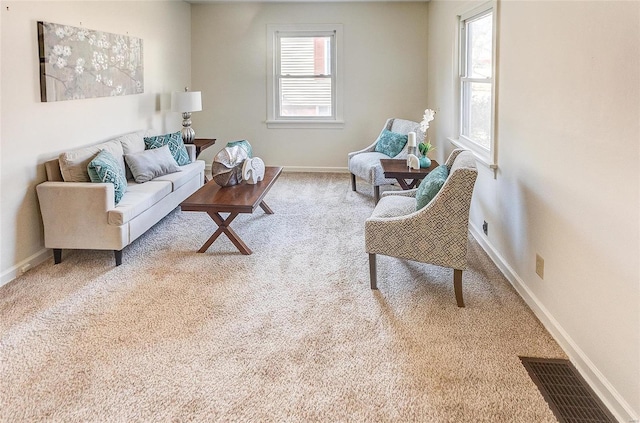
[447,137,497,170]
[266,120,345,129]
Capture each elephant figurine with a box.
[242,157,265,184]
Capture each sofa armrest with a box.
[184,144,196,162]
[36,182,128,250]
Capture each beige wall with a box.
[427,1,639,420]
[190,2,429,169]
[0,1,192,282]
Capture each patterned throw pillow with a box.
[374,129,408,157]
[415,164,449,210]
[87,149,128,205]
[144,132,190,166]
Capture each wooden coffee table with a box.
[180,166,283,254]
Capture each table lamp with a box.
[171,87,202,143]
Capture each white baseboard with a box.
[282,166,348,173]
[468,222,638,423]
[204,164,349,174]
[0,247,51,288]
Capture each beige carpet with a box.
[0,172,566,422]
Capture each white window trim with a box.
[450,1,498,171]
[266,24,344,129]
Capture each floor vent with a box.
[520,357,616,423]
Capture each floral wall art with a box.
[37,21,143,102]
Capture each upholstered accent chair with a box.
[365,149,478,307]
[348,118,424,203]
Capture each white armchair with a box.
[348,118,424,203]
[365,149,478,307]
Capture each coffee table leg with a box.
[259,201,274,215]
[199,212,252,255]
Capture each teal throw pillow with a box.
[87,149,128,205]
[415,165,449,210]
[226,140,253,158]
[374,129,408,157]
[144,132,190,166]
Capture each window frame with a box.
[450,1,498,169]
[266,24,344,129]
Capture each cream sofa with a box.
[36,130,205,266]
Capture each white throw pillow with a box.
[124,145,181,183]
[59,139,125,182]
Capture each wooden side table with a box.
[192,138,216,156]
[191,138,217,182]
[379,158,440,203]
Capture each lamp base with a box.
[181,112,195,144]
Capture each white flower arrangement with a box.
[419,108,436,133]
[418,108,436,156]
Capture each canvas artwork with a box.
[37,21,143,102]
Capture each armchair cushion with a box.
[348,151,394,186]
[374,129,408,158]
[87,149,128,205]
[370,195,416,219]
[415,164,449,210]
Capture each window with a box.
[454,2,497,168]
[267,24,343,128]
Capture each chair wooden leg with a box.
[374,186,380,204]
[454,269,464,307]
[369,253,378,290]
[351,173,356,191]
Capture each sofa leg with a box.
[351,173,356,191]
[53,249,62,264]
[369,253,378,290]
[454,269,464,307]
[374,186,380,204]
[114,250,123,266]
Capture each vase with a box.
[419,156,431,169]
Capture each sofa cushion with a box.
[153,160,205,191]
[59,139,125,182]
[117,130,148,179]
[124,145,181,183]
[108,180,172,226]
[374,129,408,158]
[144,132,190,166]
[87,150,128,205]
[415,164,449,210]
[118,130,148,156]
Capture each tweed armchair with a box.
[365,149,478,307]
[348,118,425,203]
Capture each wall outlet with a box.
[535,254,544,279]
[482,220,488,235]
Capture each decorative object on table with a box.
[418,108,437,168]
[407,132,417,156]
[406,154,420,170]
[171,87,202,143]
[226,140,253,158]
[242,157,266,184]
[211,143,251,187]
[37,21,143,102]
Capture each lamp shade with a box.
[171,90,202,113]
